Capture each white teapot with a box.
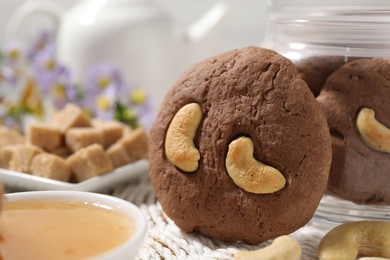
[6,0,228,111]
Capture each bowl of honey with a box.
[0,191,147,260]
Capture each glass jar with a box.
[262,0,390,223]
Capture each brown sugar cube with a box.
[92,119,133,135]
[119,128,149,162]
[91,119,125,148]
[50,146,72,158]
[9,145,43,174]
[0,144,25,169]
[0,127,25,148]
[51,103,91,132]
[31,153,72,182]
[67,144,113,182]
[65,128,105,152]
[27,122,63,151]
[106,142,130,168]
[121,123,133,136]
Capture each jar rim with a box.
[268,0,390,10]
[269,5,390,23]
[266,4,390,55]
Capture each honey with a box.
[0,199,133,260]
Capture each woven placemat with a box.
[112,174,335,260]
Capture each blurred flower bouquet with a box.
[0,30,154,132]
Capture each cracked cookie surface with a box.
[149,46,332,244]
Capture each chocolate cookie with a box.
[295,56,361,96]
[317,58,390,204]
[149,46,332,244]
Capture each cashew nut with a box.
[318,221,390,260]
[165,103,202,172]
[357,107,390,153]
[225,137,286,194]
[234,235,301,260]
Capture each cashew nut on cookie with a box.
[165,103,202,172]
[318,221,390,260]
[234,235,301,260]
[357,107,390,153]
[226,136,286,194]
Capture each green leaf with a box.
[114,102,139,129]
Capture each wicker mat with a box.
[112,174,334,260]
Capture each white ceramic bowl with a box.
[4,191,147,260]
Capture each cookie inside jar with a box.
[263,0,390,221]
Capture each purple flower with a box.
[27,30,55,61]
[83,63,126,119]
[0,29,156,131]
[49,67,78,109]
[32,44,57,89]
[2,115,21,130]
[2,40,24,67]
[120,87,155,130]
[0,66,19,85]
[31,45,77,109]
[121,88,155,128]
[85,63,124,95]
[92,86,117,120]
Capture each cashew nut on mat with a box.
[318,221,390,260]
[234,235,301,260]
